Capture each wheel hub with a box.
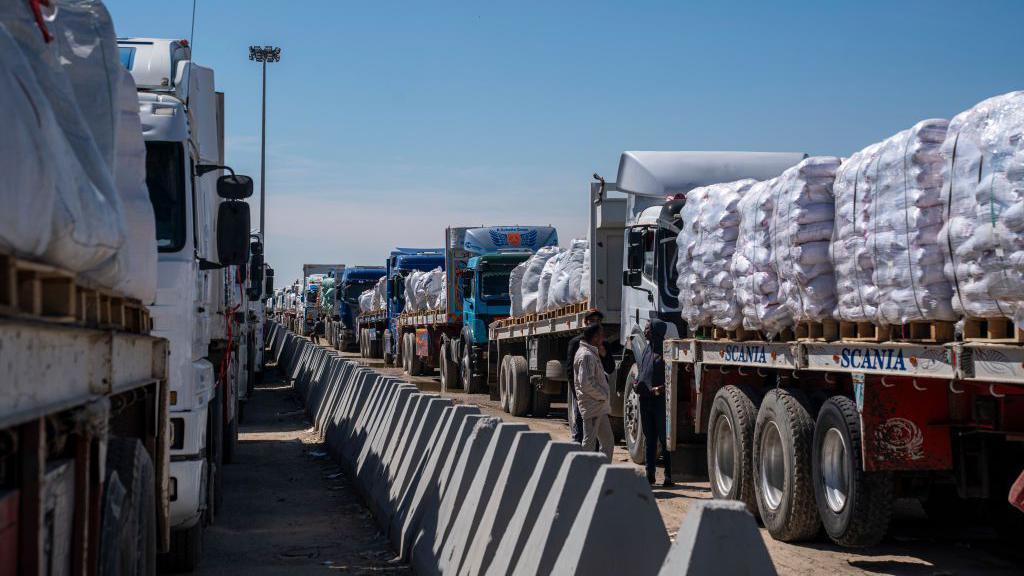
[713,414,735,495]
[625,385,640,445]
[759,421,785,511]
[821,427,849,513]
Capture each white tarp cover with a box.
[832,120,953,325]
[939,91,1024,324]
[370,276,386,311]
[509,260,528,317]
[733,178,790,334]
[676,179,757,330]
[518,246,562,314]
[545,239,589,312]
[0,1,127,284]
[772,156,842,324]
[358,288,374,313]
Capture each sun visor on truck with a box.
[461,226,559,254]
[615,151,807,197]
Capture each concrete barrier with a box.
[457,431,551,576]
[385,397,455,523]
[549,464,669,576]
[658,500,775,576]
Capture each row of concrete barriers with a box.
[266,321,777,575]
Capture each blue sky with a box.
[105,0,1024,283]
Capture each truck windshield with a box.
[479,270,513,302]
[145,141,187,252]
[344,281,375,301]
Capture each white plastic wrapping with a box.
[940,92,1024,324]
[509,260,528,317]
[110,68,158,303]
[733,178,790,334]
[520,246,562,314]
[772,156,842,323]
[0,2,125,282]
[676,180,757,329]
[370,276,386,311]
[545,239,589,311]
[833,120,953,326]
[359,289,374,313]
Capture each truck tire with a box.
[223,414,239,465]
[358,329,366,357]
[100,438,157,576]
[812,396,893,547]
[623,364,647,465]
[499,356,511,412]
[165,522,203,573]
[532,386,551,417]
[707,385,760,516]
[401,333,411,373]
[439,344,459,392]
[508,355,530,417]
[462,342,485,394]
[753,388,821,542]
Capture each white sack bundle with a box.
[546,239,588,311]
[939,91,1024,325]
[520,246,563,314]
[509,260,529,317]
[833,120,952,325]
[359,289,374,313]
[733,178,791,334]
[772,156,842,323]
[676,179,757,330]
[371,276,386,311]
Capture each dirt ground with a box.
[197,341,1021,575]
[339,349,1021,576]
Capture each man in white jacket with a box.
[573,323,614,461]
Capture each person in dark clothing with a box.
[311,318,325,345]
[635,319,672,487]
[566,310,616,443]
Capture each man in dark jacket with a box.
[566,309,615,443]
[635,319,672,486]
[311,318,325,345]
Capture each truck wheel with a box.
[440,345,459,392]
[708,385,760,515]
[223,415,239,465]
[358,329,366,357]
[623,364,647,465]
[508,355,530,417]
[100,438,157,576]
[753,388,821,541]
[461,343,485,394]
[400,333,411,373]
[532,386,551,417]
[812,396,893,547]
[499,356,511,412]
[165,522,203,573]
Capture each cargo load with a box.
[359,288,374,313]
[544,239,589,312]
[832,120,953,326]
[939,91,1024,325]
[370,276,386,311]
[676,179,757,330]
[517,246,562,314]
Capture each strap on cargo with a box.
[29,0,54,43]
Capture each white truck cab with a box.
[119,37,253,570]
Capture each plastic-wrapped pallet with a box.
[939,92,1024,325]
[404,271,423,311]
[772,156,842,323]
[435,272,448,310]
[578,246,591,303]
[537,250,566,312]
[520,246,563,314]
[371,276,386,311]
[546,239,588,311]
[359,289,374,313]
[833,120,953,326]
[676,180,757,330]
[509,260,528,316]
[416,267,444,311]
[732,178,791,335]
[0,2,126,282]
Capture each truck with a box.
[397,227,559,396]
[121,36,255,569]
[328,266,386,351]
[357,248,445,362]
[488,152,805,431]
[299,264,344,336]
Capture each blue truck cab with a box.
[383,248,445,364]
[335,266,386,350]
[461,252,533,346]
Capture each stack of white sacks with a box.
[0,0,157,303]
[369,276,387,312]
[511,241,591,316]
[939,92,1024,326]
[403,268,446,312]
[832,120,954,326]
[677,180,757,330]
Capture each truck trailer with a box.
[397,226,559,394]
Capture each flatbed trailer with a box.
[396,308,462,380]
[662,333,1024,547]
[0,256,171,574]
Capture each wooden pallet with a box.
[964,317,1024,343]
[838,320,955,343]
[711,326,762,342]
[1,251,151,335]
[838,321,881,342]
[795,319,839,342]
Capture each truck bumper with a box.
[168,405,209,529]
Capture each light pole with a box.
[248,45,281,243]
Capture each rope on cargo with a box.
[29,0,53,43]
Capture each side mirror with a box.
[623,269,642,287]
[248,254,265,299]
[217,202,250,265]
[265,267,275,295]
[217,174,254,199]
[460,276,472,299]
[626,228,645,271]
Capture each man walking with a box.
[635,319,672,486]
[574,323,614,461]
[311,317,325,345]
[566,309,615,443]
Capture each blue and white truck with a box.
[329,266,386,351]
[397,226,559,394]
